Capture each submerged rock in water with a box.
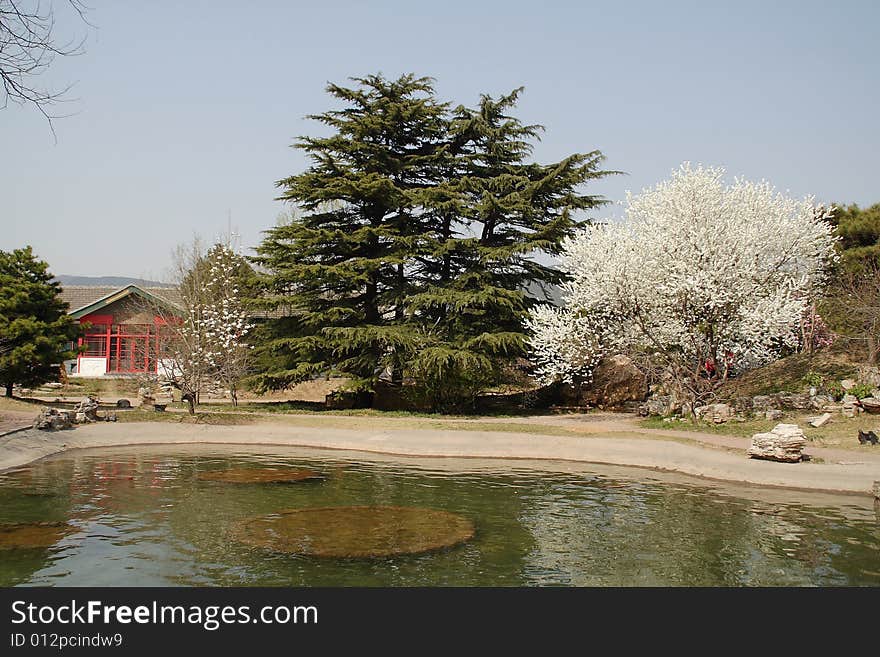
[0,522,72,550]
[233,506,475,558]
[197,468,324,484]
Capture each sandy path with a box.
[2,420,879,497]
[0,410,35,434]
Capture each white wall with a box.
[157,359,179,380]
[73,357,107,377]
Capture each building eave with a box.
[67,284,181,319]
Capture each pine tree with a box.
[253,74,614,409]
[0,247,81,397]
[252,74,450,391]
[407,89,613,409]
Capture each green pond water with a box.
[0,445,878,586]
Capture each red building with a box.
[60,285,182,377]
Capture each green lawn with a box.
[641,412,880,451]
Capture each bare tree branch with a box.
[0,0,90,137]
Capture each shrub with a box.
[849,382,875,399]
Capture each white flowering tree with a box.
[201,244,254,406]
[527,164,838,409]
[149,239,254,413]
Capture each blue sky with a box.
[2,0,877,280]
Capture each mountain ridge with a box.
[55,275,173,288]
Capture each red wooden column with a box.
[106,322,112,373]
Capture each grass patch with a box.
[640,415,778,437]
[112,404,599,438]
[196,400,561,420]
[116,410,256,425]
[719,344,860,398]
[641,413,880,451]
[0,397,45,412]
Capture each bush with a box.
[849,382,875,399]
[824,380,844,401]
[802,370,824,389]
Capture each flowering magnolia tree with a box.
[201,245,254,406]
[152,241,254,412]
[527,163,838,408]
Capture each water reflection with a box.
[0,445,877,587]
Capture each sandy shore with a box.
[2,419,879,497]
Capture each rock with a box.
[841,379,856,391]
[775,392,811,410]
[810,394,834,411]
[641,395,674,417]
[566,354,646,408]
[842,394,861,418]
[808,413,832,428]
[751,395,775,413]
[116,399,132,409]
[765,409,783,420]
[73,395,100,422]
[748,424,807,463]
[858,366,880,388]
[137,387,155,405]
[104,413,117,422]
[694,403,733,424]
[32,407,73,431]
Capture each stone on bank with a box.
[747,424,807,463]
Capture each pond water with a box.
[1,445,878,586]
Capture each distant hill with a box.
[55,275,173,288]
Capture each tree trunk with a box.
[4,382,12,398]
[395,263,405,321]
[181,391,196,415]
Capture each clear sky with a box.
[2,0,877,280]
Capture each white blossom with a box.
[528,163,838,386]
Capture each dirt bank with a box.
[2,419,879,497]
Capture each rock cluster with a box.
[641,378,878,424]
[639,395,675,417]
[33,396,116,431]
[694,403,733,424]
[842,394,859,418]
[747,424,807,463]
[74,396,100,423]
[32,407,73,431]
[567,355,646,409]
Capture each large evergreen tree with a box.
[253,74,450,391]
[0,246,80,397]
[253,74,613,408]
[407,89,612,408]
